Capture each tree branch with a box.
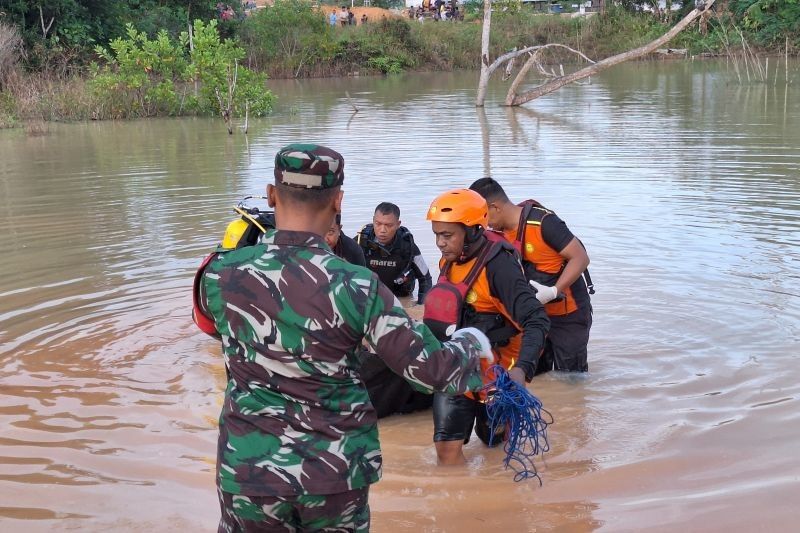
[505,1,717,106]
[38,6,54,39]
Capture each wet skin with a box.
[431,221,466,262]
[373,212,401,245]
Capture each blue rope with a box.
[482,365,553,484]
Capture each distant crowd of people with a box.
[409,0,462,22]
[329,6,370,26]
[216,1,258,21]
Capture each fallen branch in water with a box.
[504,1,716,106]
[345,91,359,113]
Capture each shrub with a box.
[733,0,800,47]
[90,20,273,119]
[240,0,334,76]
[0,22,23,90]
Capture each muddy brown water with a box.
[1,62,799,531]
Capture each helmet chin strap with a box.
[458,225,485,262]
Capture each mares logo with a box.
[369,260,397,267]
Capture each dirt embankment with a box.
[252,1,400,23]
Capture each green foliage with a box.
[188,19,274,116]
[0,1,218,68]
[240,0,332,73]
[90,24,187,117]
[0,90,18,128]
[413,20,481,69]
[240,3,422,77]
[0,0,125,68]
[733,0,800,46]
[367,56,406,74]
[90,20,273,119]
[370,0,406,8]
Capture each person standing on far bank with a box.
[196,144,492,531]
[470,177,593,373]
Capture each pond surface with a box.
[1,61,799,531]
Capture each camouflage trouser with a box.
[218,486,370,532]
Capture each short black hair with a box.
[276,183,340,211]
[335,213,342,225]
[374,202,400,219]
[469,177,510,204]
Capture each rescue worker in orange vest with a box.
[423,189,550,465]
[470,178,592,373]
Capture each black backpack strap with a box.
[463,238,503,288]
[516,203,532,248]
[583,269,595,295]
[356,224,372,246]
[575,238,595,295]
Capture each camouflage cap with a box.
[274,144,345,189]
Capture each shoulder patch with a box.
[466,289,478,304]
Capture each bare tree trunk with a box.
[505,1,716,106]
[476,106,491,177]
[188,23,199,99]
[215,60,239,134]
[475,0,493,107]
[38,6,54,39]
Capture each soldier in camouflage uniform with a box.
[199,144,493,532]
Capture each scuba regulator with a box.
[194,195,275,339]
[220,196,276,251]
[356,232,391,258]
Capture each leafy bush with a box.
[240,0,334,75]
[0,22,24,89]
[91,25,188,117]
[188,20,274,117]
[367,56,405,74]
[733,0,800,46]
[90,20,273,119]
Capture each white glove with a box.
[530,280,558,304]
[452,327,494,362]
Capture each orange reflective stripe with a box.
[446,240,521,400]
[515,200,578,316]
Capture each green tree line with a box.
[0,0,797,126]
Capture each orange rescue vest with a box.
[507,200,592,316]
[423,232,522,399]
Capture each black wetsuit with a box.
[356,225,435,419]
[356,225,432,305]
[333,233,366,267]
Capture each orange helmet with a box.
[426,189,488,228]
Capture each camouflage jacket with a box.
[202,229,484,497]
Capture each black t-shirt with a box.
[482,248,550,379]
[334,233,366,267]
[539,214,590,310]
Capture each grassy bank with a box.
[236,2,798,78]
[1,2,798,126]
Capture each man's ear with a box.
[333,189,344,214]
[267,184,276,207]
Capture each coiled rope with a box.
[482,365,553,484]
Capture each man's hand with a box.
[404,303,425,321]
[508,367,527,386]
[451,327,494,362]
[529,280,558,304]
